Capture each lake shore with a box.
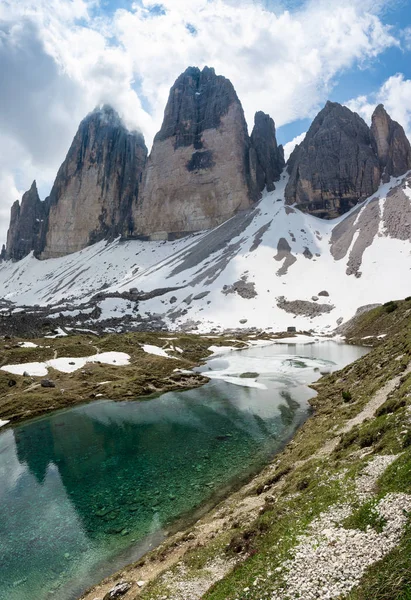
[79,303,411,600]
[1,331,286,427]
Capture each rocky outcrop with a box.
[40,106,147,258]
[132,67,256,239]
[250,111,285,193]
[370,104,411,182]
[5,181,47,261]
[285,101,380,218]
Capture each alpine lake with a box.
[0,340,369,600]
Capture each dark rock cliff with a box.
[132,66,258,238]
[370,104,411,182]
[285,101,381,218]
[250,111,285,193]
[39,105,147,258]
[5,181,48,261]
[155,66,240,150]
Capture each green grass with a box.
[343,500,387,533]
[345,449,411,600]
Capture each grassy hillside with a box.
[342,296,411,346]
[0,332,250,425]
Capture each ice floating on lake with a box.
[273,335,324,345]
[206,374,267,389]
[1,352,130,377]
[0,419,10,428]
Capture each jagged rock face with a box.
[250,111,285,192]
[40,106,147,258]
[132,67,255,239]
[5,181,47,261]
[285,101,380,218]
[370,104,411,182]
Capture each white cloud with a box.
[283,132,307,161]
[0,0,400,244]
[347,73,411,139]
[401,26,411,51]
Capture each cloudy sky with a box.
[1,0,411,243]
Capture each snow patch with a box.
[1,352,130,377]
[142,344,176,359]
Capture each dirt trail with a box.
[315,363,411,457]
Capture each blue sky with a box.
[1,0,411,240]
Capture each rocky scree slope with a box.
[0,172,410,334]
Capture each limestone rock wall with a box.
[132,67,255,238]
[250,111,285,193]
[5,181,48,261]
[370,104,411,182]
[285,102,381,218]
[40,106,147,258]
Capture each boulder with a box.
[41,380,56,388]
[103,582,132,600]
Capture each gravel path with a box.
[340,364,411,434]
[270,455,410,600]
[161,557,237,600]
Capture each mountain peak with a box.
[155,65,240,148]
[250,111,284,193]
[370,103,411,181]
[86,104,122,125]
[285,102,379,217]
[132,65,256,237]
[38,103,148,259]
[28,180,38,193]
[5,181,46,261]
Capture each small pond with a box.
[0,340,368,600]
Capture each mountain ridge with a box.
[5,66,410,262]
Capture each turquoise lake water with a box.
[0,341,368,600]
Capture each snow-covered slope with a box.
[1,173,410,333]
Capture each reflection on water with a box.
[0,341,367,600]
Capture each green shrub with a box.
[344,500,387,533]
[384,301,398,313]
[342,390,353,402]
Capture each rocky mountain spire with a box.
[250,111,285,193]
[285,101,380,218]
[39,105,147,258]
[132,66,256,238]
[370,104,411,182]
[5,181,47,261]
